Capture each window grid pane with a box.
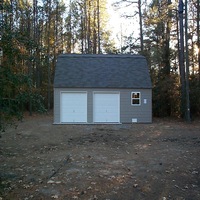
[131,92,140,105]
[132,99,140,104]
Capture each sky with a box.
[107,0,140,48]
[63,0,140,49]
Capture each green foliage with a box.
[27,92,47,113]
[189,75,200,117]
[141,0,200,119]
[0,64,46,132]
[152,72,180,117]
[0,0,47,133]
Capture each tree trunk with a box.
[184,0,191,122]
[68,0,72,53]
[81,13,84,53]
[47,0,51,111]
[197,0,200,82]
[33,0,40,89]
[87,1,91,53]
[97,0,100,54]
[178,0,186,118]
[93,6,97,54]
[138,0,143,53]
[84,1,87,53]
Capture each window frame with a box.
[131,92,141,106]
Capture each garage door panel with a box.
[61,92,87,123]
[93,93,120,123]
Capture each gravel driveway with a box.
[0,114,200,200]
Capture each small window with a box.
[131,92,141,105]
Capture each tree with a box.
[0,0,46,132]
[143,0,177,116]
[65,0,115,54]
[112,0,145,53]
[197,0,200,82]
[184,0,191,122]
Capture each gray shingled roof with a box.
[54,54,152,89]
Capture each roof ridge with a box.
[58,54,144,58]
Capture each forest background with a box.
[0,0,200,131]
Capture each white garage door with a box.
[60,92,87,123]
[93,93,120,123]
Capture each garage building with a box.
[54,54,152,124]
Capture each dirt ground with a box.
[0,114,200,200]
